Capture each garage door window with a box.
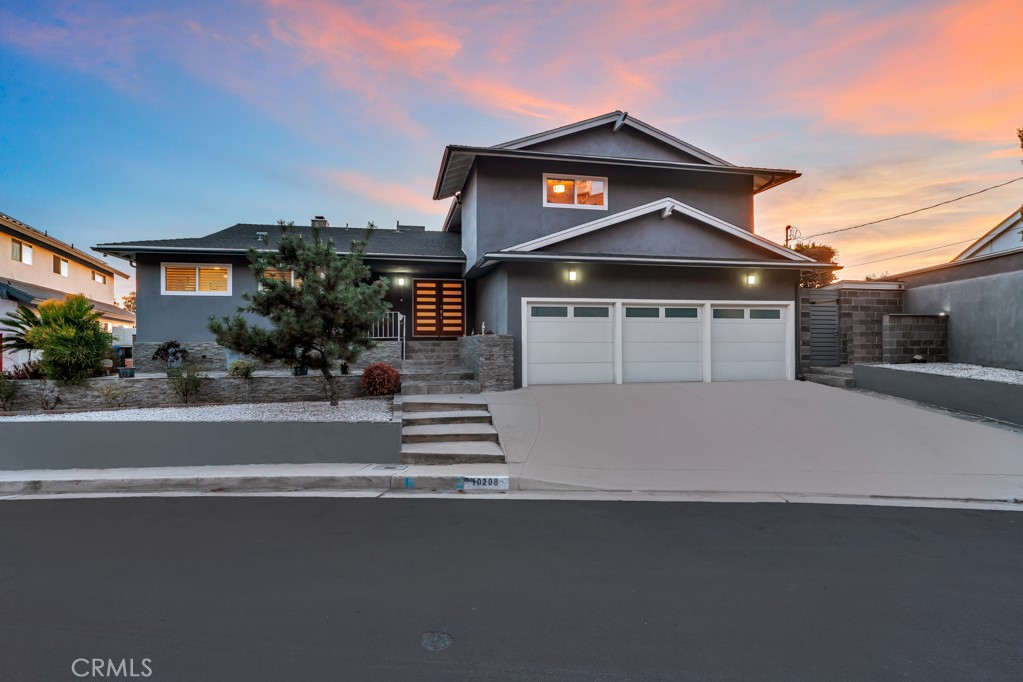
[625,307,659,318]
[665,307,698,318]
[531,306,568,317]
[713,309,745,319]
[574,306,610,317]
[750,309,782,320]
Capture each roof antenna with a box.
[613,111,628,132]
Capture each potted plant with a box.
[152,341,189,377]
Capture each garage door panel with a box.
[623,321,701,344]
[622,341,701,363]
[528,320,613,344]
[623,361,702,383]
[528,362,614,385]
[711,322,785,343]
[711,360,786,381]
[528,341,614,364]
[711,341,786,363]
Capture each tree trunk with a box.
[320,367,339,406]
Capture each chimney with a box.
[311,216,329,228]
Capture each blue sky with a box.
[2,0,1021,298]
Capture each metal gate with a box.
[809,303,840,366]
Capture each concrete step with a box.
[809,365,855,378]
[401,440,506,465]
[402,410,493,426]
[401,380,481,395]
[401,394,490,412]
[402,423,499,444]
[401,369,475,382]
[804,373,856,389]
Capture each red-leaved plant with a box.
[361,362,401,396]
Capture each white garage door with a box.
[622,305,703,382]
[526,304,614,385]
[710,307,787,381]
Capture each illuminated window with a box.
[543,174,607,209]
[258,268,295,290]
[162,263,232,295]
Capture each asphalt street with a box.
[0,497,1020,681]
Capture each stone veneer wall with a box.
[458,335,514,392]
[1,374,364,415]
[838,289,905,365]
[882,314,948,364]
[134,340,402,374]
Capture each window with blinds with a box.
[162,264,232,295]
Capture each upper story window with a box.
[161,263,232,296]
[543,173,607,210]
[11,239,33,265]
[92,270,108,285]
[53,256,69,277]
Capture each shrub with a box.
[24,295,111,385]
[96,382,130,408]
[152,341,189,368]
[37,379,61,411]
[361,362,401,396]
[169,366,207,404]
[227,359,256,378]
[7,361,43,380]
[0,373,18,411]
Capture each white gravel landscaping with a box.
[878,363,1023,385]
[1,399,393,422]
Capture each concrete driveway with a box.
[485,381,1023,503]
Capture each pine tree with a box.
[208,221,390,406]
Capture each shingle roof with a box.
[0,278,136,324]
[95,224,466,261]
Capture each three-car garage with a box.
[524,299,793,385]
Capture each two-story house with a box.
[95,111,835,384]
[1,211,135,370]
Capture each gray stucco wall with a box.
[545,211,777,260]
[520,125,712,164]
[488,261,799,386]
[901,252,1023,370]
[470,156,754,261]
[0,421,401,470]
[461,169,479,265]
[473,268,508,335]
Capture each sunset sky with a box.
[1,0,1021,297]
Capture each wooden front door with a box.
[414,279,465,337]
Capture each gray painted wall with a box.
[461,169,479,265]
[474,267,508,335]
[469,156,754,263]
[0,420,402,470]
[903,269,1023,370]
[519,125,712,164]
[479,261,799,386]
[546,211,777,259]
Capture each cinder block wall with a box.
[882,314,949,364]
[838,289,905,364]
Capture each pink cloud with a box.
[329,170,448,216]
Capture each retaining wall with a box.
[881,315,948,364]
[458,335,514,391]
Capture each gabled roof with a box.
[499,197,820,263]
[95,224,466,262]
[0,278,136,324]
[0,211,130,279]
[954,208,1022,260]
[493,111,731,166]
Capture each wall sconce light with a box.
[745,273,757,286]
[397,277,406,286]
[938,312,948,317]
[568,270,577,282]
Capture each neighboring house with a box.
[879,210,1023,370]
[1,211,135,371]
[95,111,835,385]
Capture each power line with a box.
[845,237,981,269]
[801,175,1023,240]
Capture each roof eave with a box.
[483,252,840,269]
[94,244,465,263]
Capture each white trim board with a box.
[954,208,1022,261]
[521,297,795,387]
[501,197,816,262]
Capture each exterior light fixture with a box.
[397,277,406,286]
[568,270,577,281]
[938,312,948,317]
[746,273,757,286]
[553,183,567,194]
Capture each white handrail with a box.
[370,311,406,358]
